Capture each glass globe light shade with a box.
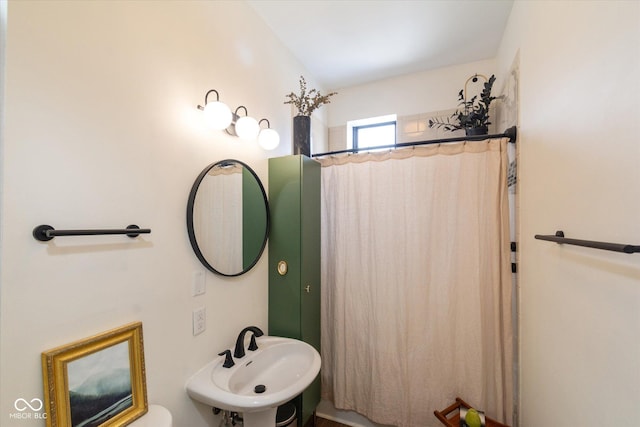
[235,116,260,140]
[203,101,233,130]
[258,128,280,150]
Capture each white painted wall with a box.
[325,59,499,154]
[327,58,496,127]
[0,2,311,426]
[497,2,640,426]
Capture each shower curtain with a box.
[193,165,243,273]
[319,139,513,427]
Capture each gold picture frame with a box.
[42,322,148,427]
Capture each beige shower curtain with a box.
[319,139,513,427]
[193,165,243,273]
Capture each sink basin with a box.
[186,336,320,427]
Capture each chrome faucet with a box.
[233,326,264,358]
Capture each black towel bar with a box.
[33,224,151,242]
[534,230,640,254]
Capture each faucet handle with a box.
[248,334,259,351]
[218,349,235,368]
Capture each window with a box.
[347,115,397,152]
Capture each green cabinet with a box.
[268,155,321,427]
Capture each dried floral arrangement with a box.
[284,75,337,116]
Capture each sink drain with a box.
[254,384,266,394]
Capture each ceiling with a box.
[247,0,514,90]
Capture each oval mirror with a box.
[187,160,269,276]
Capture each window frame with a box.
[351,120,397,152]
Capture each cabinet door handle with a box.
[304,285,311,293]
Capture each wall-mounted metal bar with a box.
[312,126,517,158]
[534,230,640,254]
[33,224,151,242]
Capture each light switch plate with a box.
[192,271,205,296]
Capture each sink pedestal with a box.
[242,407,278,427]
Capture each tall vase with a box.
[293,115,311,157]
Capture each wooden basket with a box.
[433,397,510,427]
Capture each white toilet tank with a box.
[129,405,173,427]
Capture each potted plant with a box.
[284,75,337,156]
[428,74,496,136]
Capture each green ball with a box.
[465,408,482,427]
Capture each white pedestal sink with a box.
[186,336,321,427]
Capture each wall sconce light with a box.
[197,89,279,150]
[258,119,280,150]
[197,89,233,130]
[233,106,260,140]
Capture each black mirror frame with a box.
[186,159,270,277]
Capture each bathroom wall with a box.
[0,2,315,426]
[325,59,497,152]
[327,58,496,127]
[497,2,640,425]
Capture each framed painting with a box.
[42,322,147,427]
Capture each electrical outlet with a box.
[192,271,206,296]
[193,307,206,336]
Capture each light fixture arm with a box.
[234,106,248,117]
[258,118,271,128]
[205,89,221,104]
[225,106,249,136]
[197,89,222,111]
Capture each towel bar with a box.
[33,224,151,242]
[534,231,640,254]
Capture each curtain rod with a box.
[312,126,517,158]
